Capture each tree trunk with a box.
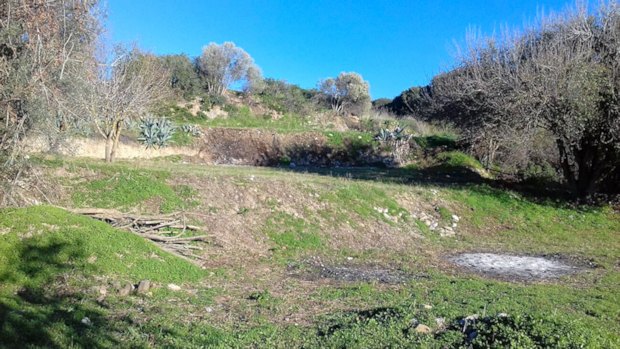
[109,120,123,163]
[104,136,113,163]
[558,137,608,197]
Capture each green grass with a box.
[436,151,484,171]
[203,112,319,133]
[0,206,207,348]
[447,185,620,260]
[324,131,375,149]
[320,183,410,225]
[264,212,323,259]
[413,133,457,149]
[6,157,619,348]
[171,129,196,146]
[71,167,195,213]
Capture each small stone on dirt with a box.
[137,280,151,294]
[81,317,92,326]
[435,317,446,328]
[414,324,432,334]
[167,283,182,291]
[118,283,134,296]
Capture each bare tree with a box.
[431,2,620,195]
[195,42,262,96]
[318,72,371,116]
[79,46,170,162]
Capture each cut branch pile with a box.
[66,208,210,263]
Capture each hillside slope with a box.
[1,157,618,347]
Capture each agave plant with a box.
[138,117,175,149]
[374,126,409,142]
[181,124,203,137]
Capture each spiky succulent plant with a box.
[138,117,175,149]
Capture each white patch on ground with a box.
[452,253,577,279]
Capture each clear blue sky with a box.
[107,0,574,99]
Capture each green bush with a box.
[437,151,483,170]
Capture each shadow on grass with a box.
[0,237,121,348]
[280,164,579,206]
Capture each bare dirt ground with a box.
[24,136,197,159]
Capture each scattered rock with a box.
[451,215,460,222]
[167,283,182,291]
[414,324,432,334]
[118,283,134,296]
[435,317,446,328]
[465,314,479,321]
[81,317,92,326]
[137,280,151,294]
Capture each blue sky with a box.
[107,0,574,99]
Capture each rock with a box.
[167,283,182,291]
[467,330,478,341]
[205,306,214,313]
[429,222,438,230]
[452,222,458,228]
[465,314,479,321]
[423,304,433,310]
[435,317,446,328]
[81,317,92,326]
[118,283,134,296]
[136,280,151,294]
[414,324,432,334]
[451,215,460,222]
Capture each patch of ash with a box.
[451,253,580,280]
[288,258,421,284]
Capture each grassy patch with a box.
[71,167,195,213]
[204,112,319,133]
[171,129,196,146]
[436,151,484,171]
[448,185,620,260]
[264,212,323,259]
[0,206,207,348]
[324,131,375,150]
[320,183,409,225]
[413,133,457,149]
[0,206,205,285]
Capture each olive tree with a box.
[318,72,371,116]
[195,42,262,95]
[159,54,201,98]
[0,0,100,165]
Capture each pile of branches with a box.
[67,208,210,263]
